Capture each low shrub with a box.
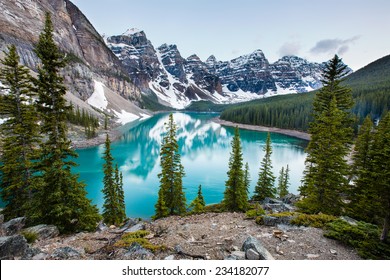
[291,213,337,228]
[246,204,266,219]
[21,231,38,244]
[204,203,224,213]
[325,219,390,259]
[114,230,165,252]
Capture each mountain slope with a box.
[0,0,149,123]
[220,54,390,131]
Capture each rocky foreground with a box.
[0,208,360,260]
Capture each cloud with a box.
[310,36,360,55]
[279,41,301,57]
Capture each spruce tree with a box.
[102,135,126,226]
[0,45,40,219]
[299,97,351,215]
[348,116,379,222]
[252,133,276,201]
[299,55,353,215]
[32,13,100,232]
[369,112,390,241]
[223,126,248,211]
[155,114,186,218]
[189,185,206,213]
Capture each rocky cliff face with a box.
[0,0,141,104]
[107,29,325,109]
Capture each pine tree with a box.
[0,45,40,219]
[299,97,351,215]
[252,133,276,201]
[283,165,290,196]
[369,112,390,241]
[223,126,248,211]
[299,55,353,215]
[31,13,100,232]
[348,116,379,222]
[155,114,186,218]
[102,134,126,226]
[189,185,206,213]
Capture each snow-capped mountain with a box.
[107,29,325,109]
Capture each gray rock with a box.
[2,217,26,236]
[23,224,59,240]
[281,193,300,205]
[0,235,28,260]
[224,255,239,260]
[262,215,294,226]
[23,247,46,260]
[96,221,108,232]
[306,254,320,259]
[119,219,137,231]
[124,223,145,233]
[124,243,153,260]
[164,255,175,260]
[246,248,260,260]
[51,247,81,260]
[230,251,246,260]
[242,236,274,260]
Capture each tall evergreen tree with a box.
[252,133,276,201]
[31,13,100,232]
[369,112,390,241]
[0,45,40,219]
[299,55,353,215]
[277,165,290,198]
[101,134,126,226]
[299,97,351,215]
[348,116,379,222]
[155,114,186,218]
[223,126,248,211]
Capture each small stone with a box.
[306,254,320,259]
[330,249,337,255]
[231,251,245,260]
[51,247,81,260]
[246,248,260,260]
[109,225,116,229]
[164,255,175,260]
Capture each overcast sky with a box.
[72,0,390,70]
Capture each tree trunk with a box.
[380,212,390,242]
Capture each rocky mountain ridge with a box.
[107,29,325,109]
[0,0,149,124]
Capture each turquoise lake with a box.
[75,112,308,219]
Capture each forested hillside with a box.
[220,55,390,131]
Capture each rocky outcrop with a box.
[1,217,26,236]
[0,0,140,105]
[23,225,60,241]
[0,235,28,260]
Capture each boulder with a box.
[2,217,26,236]
[257,215,294,226]
[246,248,260,260]
[281,193,300,205]
[23,247,48,260]
[242,236,274,260]
[340,216,358,226]
[0,235,28,260]
[119,219,138,231]
[23,225,59,240]
[124,243,153,260]
[51,247,81,260]
[230,251,245,260]
[96,221,108,232]
[124,223,145,233]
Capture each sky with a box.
[71,0,390,70]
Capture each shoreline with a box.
[213,117,311,141]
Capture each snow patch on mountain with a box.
[87,80,108,110]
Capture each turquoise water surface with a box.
[75,112,308,219]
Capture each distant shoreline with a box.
[212,117,311,141]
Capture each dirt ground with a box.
[33,212,361,260]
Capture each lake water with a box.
[75,112,308,219]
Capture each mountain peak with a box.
[122,28,143,36]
